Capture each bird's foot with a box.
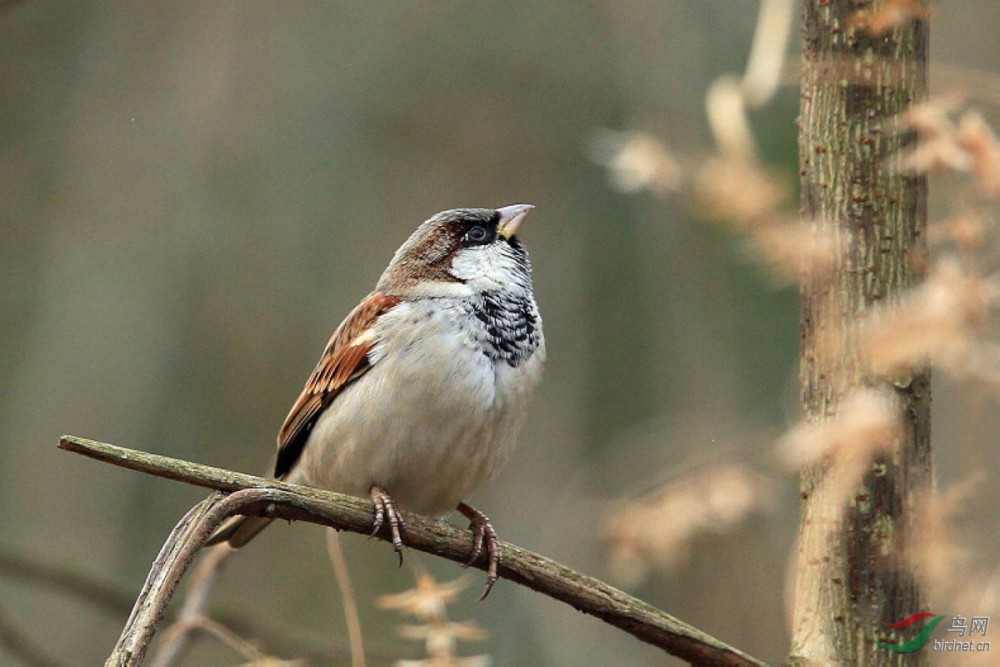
[457,502,500,600]
[370,485,406,567]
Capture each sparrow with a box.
[207,204,545,598]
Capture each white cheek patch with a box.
[403,280,475,299]
[449,245,527,292]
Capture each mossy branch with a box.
[59,435,765,667]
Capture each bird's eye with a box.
[465,225,491,245]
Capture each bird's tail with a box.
[205,514,274,548]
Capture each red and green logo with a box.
[879,612,946,653]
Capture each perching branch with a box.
[60,435,765,667]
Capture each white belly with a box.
[289,299,544,516]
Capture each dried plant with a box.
[589,2,1000,663]
[394,656,491,667]
[900,96,1000,198]
[910,474,984,604]
[326,530,366,667]
[593,135,842,285]
[693,155,786,227]
[588,0,840,289]
[777,388,901,513]
[588,130,685,196]
[741,0,795,107]
[379,570,491,667]
[395,622,490,667]
[859,258,998,381]
[956,110,1000,197]
[748,221,841,282]
[603,464,774,586]
[848,0,931,36]
[907,475,1000,665]
[928,211,988,253]
[240,658,308,667]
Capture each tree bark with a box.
[792,1,931,664]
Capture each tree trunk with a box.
[791,1,932,664]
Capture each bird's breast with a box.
[295,297,544,515]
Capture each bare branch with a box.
[60,435,766,666]
[148,545,234,667]
[104,493,223,666]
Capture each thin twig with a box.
[326,530,367,667]
[60,434,767,667]
[0,546,356,661]
[108,489,285,666]
[156,617,267,663]
[105,494,221,666]
[148,544,234,667]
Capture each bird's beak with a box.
[496,204,534,240]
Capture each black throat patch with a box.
[471,291,541,366]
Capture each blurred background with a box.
[3,2,1000,665]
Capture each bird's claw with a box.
[370,485,406,567]
[457,502,500,600]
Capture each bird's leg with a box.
[457,501,500,600]
[369,485,406,566]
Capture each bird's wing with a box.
[274,291,402,479]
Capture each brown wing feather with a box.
[274,292,402,479]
